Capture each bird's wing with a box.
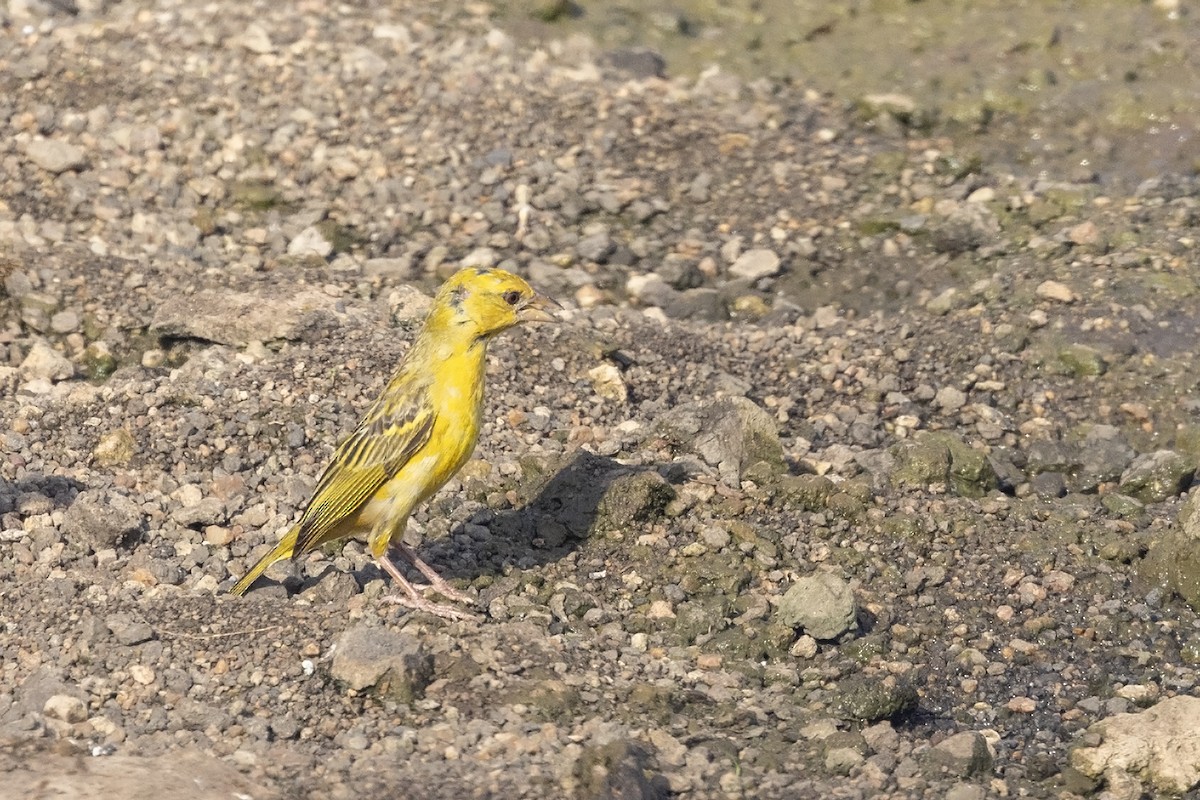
[292,386,435,555]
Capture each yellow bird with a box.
[229,267,561,619]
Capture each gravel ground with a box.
[2,2,1200,799]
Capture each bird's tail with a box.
[228,526,300,596]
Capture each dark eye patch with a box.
[503,290,522,306]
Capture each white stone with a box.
[1070,695,1200,795]
[20,339,73,382]
[287,226,334,258]
[587,363,627,403]
[729,248,782,281]
[43,694,87,723]
[1035,279,1075,303]
[25,139,86,173]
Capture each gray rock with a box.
[626,273,678,307]
[1029,471,1067,498]
[673,596,732,643]
[824,746,865,775]
[105,614,155,646]
[24,139,87,173]
[720,236,743,264]
[233,23,274,54]
[861,721,900,753]
[4,269,33,299]
[587,363,628,403]
[600,48,666,80]
[269,714,302,741]
[0,750,281,799]
[1138,488,1200,611]
[513,451,675,547]
[928,203,998,254]
[0,367,18,396]
[341,45,388,81]
[890,432,997,497]
[858,92,917,120]
[1077,432,1134,491]
[687,171,712,203]
[729,248,782,281]
[933,386,967,411]
[1119,450,1194,503]
[386,284,434,324]
[657,397,785,485]
[1183,634,1200,666]
[423,244,450,272]
[657,253,702,288]
[149,288,348,346]
[595,471,675,530]
[515,0,571,22]
[925,288,958,315]
[1056,343,1106,376]
[19,339,73,382]
[171,497,227,528]
[363,257,417,281]
[890,437,950,487]
[944,784,986,800]
[461,248,497,270]
[301,570,361,603]
[16,492,53,516]
[49,310,79,333]
[574,738,668,800]
[904,565,947,594]
[15,666,83,718]
[663,288,727,321]
[92,429,136,467]
[776,572,858,640]
[1025,439,1079,475]
[629,199,660,223]
[62,490,145,550]
[330,625,433,702]
[925,731,993,778]
[831,674,918,722]
[812,305,841,329]
[576,229,614,263]
[144,557,185,586]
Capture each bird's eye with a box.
[502,290,522,306]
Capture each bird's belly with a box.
[356,453,441,528]
[353,389,481,555]
[356,429,476,546]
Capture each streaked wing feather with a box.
[292,389,435,555]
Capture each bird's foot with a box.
[376,549,481,621]
[418,573,474,606]
[378,592,482,622]
[393,543,476,605]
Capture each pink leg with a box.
[376,552,480,621]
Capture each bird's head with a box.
[433,267,562,339]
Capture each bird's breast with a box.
[426,351,486,482]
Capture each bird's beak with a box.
[518,292,563,324]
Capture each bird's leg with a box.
[394,542,475,605]
[377,552,480,621]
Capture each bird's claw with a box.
[379,593,482,621]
